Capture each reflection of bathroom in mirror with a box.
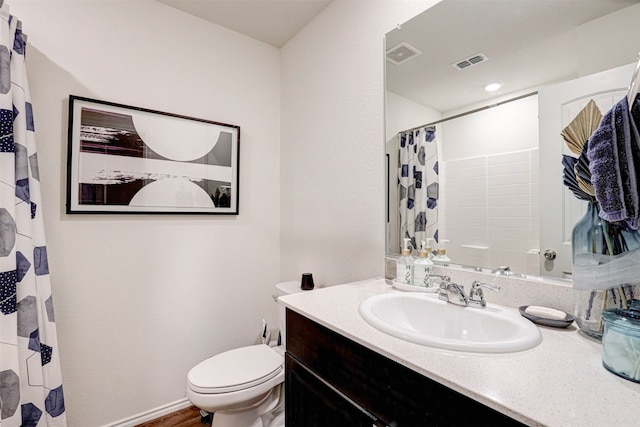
[385,0,640,279]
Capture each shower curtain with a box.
[0,4,66,427]
[398,126,439,251]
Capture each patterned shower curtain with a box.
[0,4,66,427]
[398,126,439,251]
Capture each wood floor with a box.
[135,406,211,427]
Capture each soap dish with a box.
[519,305,575,328]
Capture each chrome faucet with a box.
[490,265,527,278]
[438,279,500,309]
[438,282,469,306]
[468,281,501,308]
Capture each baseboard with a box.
[102,398,192,427]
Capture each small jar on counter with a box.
[602,299,640,383]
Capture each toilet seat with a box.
[187,344,283,394]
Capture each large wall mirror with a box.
[385,0,640,279]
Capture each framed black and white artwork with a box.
[66,95,240,214]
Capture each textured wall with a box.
[280,0,439,286]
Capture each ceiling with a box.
[155,0,638,113]
[156,0,332,48]
[385,0,639,113]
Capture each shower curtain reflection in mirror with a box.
[398,126,439,251]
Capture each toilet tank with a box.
[274,281,307,347]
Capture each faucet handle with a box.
[437,281,448,300]
[433,275,451,300]
[468,281,501,308]
[471,281,501,291]
[436,279,455,302]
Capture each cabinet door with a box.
[286,309,525,427]
[285,354,376,427]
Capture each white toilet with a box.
[186,281,303,427]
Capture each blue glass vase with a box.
[572,202,640,339]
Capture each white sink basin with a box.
[358,292,541,353]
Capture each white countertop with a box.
[279,278,640,427]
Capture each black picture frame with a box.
[66,95,240,214]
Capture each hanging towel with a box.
[587,95,640,230]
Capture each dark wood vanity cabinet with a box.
[286,355,377,426]
[285,309,526,427]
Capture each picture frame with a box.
[66,95,240,214]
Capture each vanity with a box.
[285,306,524,426]
[327,1,640,424]
[279,278,640,426]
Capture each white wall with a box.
[10,1,281,425]
[280,0,439,286]
[441,95,539,161]
[577,3,640,77]
[385,91,441,143]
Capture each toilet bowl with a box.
[186,281,305,427]
[187,344,285,427]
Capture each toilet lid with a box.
[188,344,283,394]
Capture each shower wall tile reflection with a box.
[442,148,539,274]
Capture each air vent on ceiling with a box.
[452,53,489,70]
[386,42,421,65]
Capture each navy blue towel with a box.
[587,95,640,230]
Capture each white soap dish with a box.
[519,305,575,328]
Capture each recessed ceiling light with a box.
[484,82,502,92]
